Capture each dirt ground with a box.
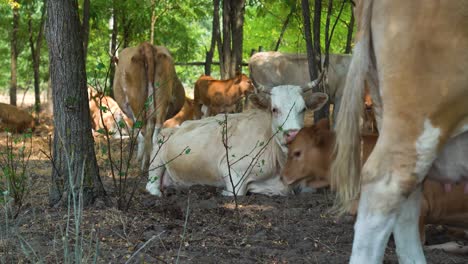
[0,104,467,263]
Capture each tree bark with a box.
[150,0,156,45]
[108,0,118,97]
[46,0,106,207]
[205,0,220,75]
[28,0,47,116]
[312,0,322,74]
[301,0,317,81]
[10,6,19,106]
[323,0,333,69]
[345,3,355,54]
[220,0,246,79]
[81,0,90,61]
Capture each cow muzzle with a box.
[284,129,299,144]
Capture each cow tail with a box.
[140,42,157,171]
[330,0,373,215]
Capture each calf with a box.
[193,74,254,119]
[282,122,468,251]
[88,86,133,138]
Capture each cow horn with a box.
[302,72,324,93]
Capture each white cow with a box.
[146,84,328,196]
[249,51,350,121]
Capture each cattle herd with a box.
[55,0,468,262]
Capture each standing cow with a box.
[249,51,350,122]
[146,82,328,197]
[113,42,185,170]
[331,0,468,263]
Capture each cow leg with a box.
[393,186,426,264]
[146,137,167,196]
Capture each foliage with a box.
[0,130,32,217]
[0,0,354,96]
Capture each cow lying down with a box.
[282,121,468,253]
[0,103,35,133]
[146,84,328,196]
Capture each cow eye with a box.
[300,107,306,113]
[272,107,278,113]
[293,150,301,158]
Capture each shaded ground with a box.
[0,113,467,264]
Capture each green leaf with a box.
[185,148,191,155]
[99,105,108,113]
[96,62,105,70]
[134,121,144,129]
[118,120,126,128]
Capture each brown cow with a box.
[88,86,133,138]
[282,121,468,253]
[193,74,254,119]
[162,97,196,128]
[113,42,185,170]
[0,103,35,133]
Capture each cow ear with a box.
[304,92,328,111]
[234,74,242,84]
[248,93,271,109]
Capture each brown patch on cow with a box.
[193,74,254,118]
[0,103,35,133]
[88,86,133,136]
[163,97,196,128]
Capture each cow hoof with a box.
[221,190,234,196]
[146,182,162,196]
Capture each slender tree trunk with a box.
[345,3,355,54]
[46,0,106,207]
[109,1,118,97]
[81,0,90,61]
[301,0,317,81]
[28,0,47,116]
[274,7,294,51]
[312,0,322,73]
[150,0,156,45]
[323,0,333,69]
[221,0,232,79]
[10,6,19,106]
[205,0,220,75]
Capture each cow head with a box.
[281,119,334,189]
[249,85,328,147]
[235,74,255,95]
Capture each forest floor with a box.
[0,97,467,263]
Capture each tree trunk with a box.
[46,0,106,207]
[150,0,156,45]
[345,3,355,54]
[28,0,47,116]
[109,1,118,97]
[231,0,245,75]
[301,0,317,81]
[323,0,333,69]
[312,0,329,121]
[81,0,90,61]
[205,0,220,75]
[220,0,246,79]
[10,6,19,106]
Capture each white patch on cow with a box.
[451,124,468,138]
[201,105,208,117]
[393,187,426,264]
[137,132,145,160]
[351,187,396,264]
[270,85,306,146]
[146,178,161,196]
[414,119,440,180]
